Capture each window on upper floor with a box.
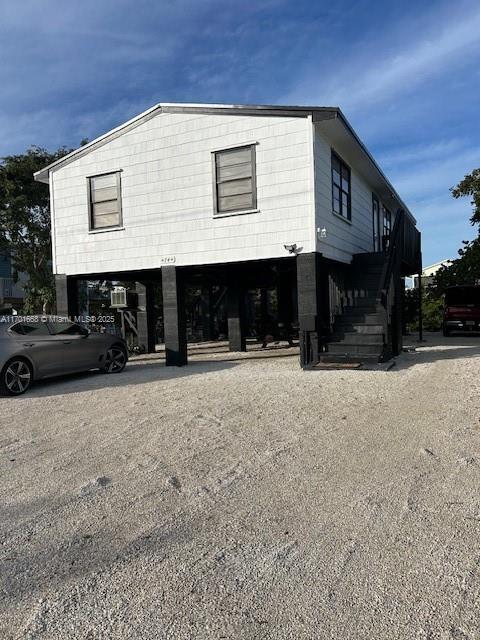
[331,151,351,221]
[212,145,257,215]
[372,194,381,251]
[382,205,392,251]
[88,171,122,230]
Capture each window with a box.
[10,323,25,335]
[372,195,380,251]
[213,145,256,215]
[15,322,50,335]
[382,206,392,250]
[331,152,351,220]
[88,172,122,230]
[49,322,89,336]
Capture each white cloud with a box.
[288,3,480,113]
[387,147,479,203]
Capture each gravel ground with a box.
[1,333,479,639]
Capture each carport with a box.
[55,256,307,366]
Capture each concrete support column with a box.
[296,252,329,367]
[136,282,156,353]
[161,266,187,366]
[55,274,79,319]
[227,276,246,352]
[200,286,215,342]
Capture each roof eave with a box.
[332,109,416,225]
[34,102,164,183]
[32,102,416,226]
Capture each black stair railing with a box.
[376,209,405,308]
[376,208,406,358]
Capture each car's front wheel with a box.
[101,345,127,373]
[0,358,33,396]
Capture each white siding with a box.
[313,126,375,263]
[52,112,315,276]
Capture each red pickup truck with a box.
[443,285,480,336]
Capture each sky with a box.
[1,0,479,267]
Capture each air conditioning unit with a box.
[110,287,138,309]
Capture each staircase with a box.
[298,209,421,369]
[322,253,389,364]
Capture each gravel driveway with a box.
[1,334,479,639]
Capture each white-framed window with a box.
[212,145,257,215]
[331,151,351,220]
[88,171,122,230]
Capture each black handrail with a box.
[376,209,405,307]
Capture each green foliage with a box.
[421,289,444,331]
[451,168,480,226]
[403,287,419,329]
[404,286,443,332]
[433,235,480,293]
[430,168,480,295]
[0,146,73,313]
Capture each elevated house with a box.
[34,103,421,367]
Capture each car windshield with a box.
[445,286,480,306]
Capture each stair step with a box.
[339,312,384,322]
[349,295,379,303]
[327,342,384,356]
[333,322,384,333]
[319,354,380,365]
[350,278,381,288]
[348,290,379,300]
[331,333,384,345]
[344,304,381,314]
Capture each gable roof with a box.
[34,102,416,224]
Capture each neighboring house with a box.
[0,250,25,313]
[411,260,452,289]
[34,103,421,366]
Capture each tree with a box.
[434,238,480,292]
[0,146,73,313]
[432,168,480,294]
[451,168,480,226]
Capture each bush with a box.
[403,287,443,332]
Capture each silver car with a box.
[0,317,128,396]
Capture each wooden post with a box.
[136,282,156,353]
[200,286,215,341]
[418,269,424,342]
[415,227,424,342]
[227,274,246,352]
[162,266,187,366]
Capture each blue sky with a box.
[1,0,479,266]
